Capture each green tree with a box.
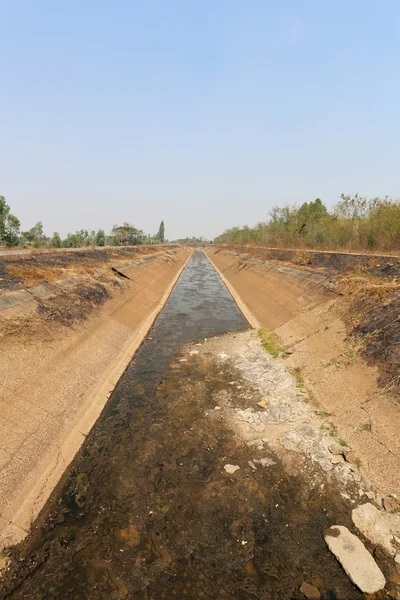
[157,220,165,243]
[22,221,45,245]
[0,196,20,246]
[111,223,145,245]
[95,229,105,246]
[51,232,62,247]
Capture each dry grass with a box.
[291,250,312,266]
[7,264,65,282]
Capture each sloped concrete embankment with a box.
[0,247,192,548]
[205,247,400,500]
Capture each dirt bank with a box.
[0,246,192,548]
[206,247,400,504]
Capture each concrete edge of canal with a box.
[0,248,192,550]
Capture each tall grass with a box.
[216,195,400,253]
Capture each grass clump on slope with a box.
[258,328,283,359]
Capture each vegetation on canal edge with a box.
[215,194,400,253]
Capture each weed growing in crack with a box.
[318,410,332,418]
[258,328,283,359]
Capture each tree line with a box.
[0,196,166,248]
[215,195,400,252]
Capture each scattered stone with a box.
[247,439,265,450]
[248,461,257,471]
[296,425,320,440]
[280,431,303,452]
[257,400,270,409]
[331,455,345,465]
[383,496,400,513]
[310,574,324,590]
[251,422,265,433]
[189,350,199,355]
[328,442,348,455]
[255,457,276,467]
[224,464,240,475]
[217,352,229,361]
[299,581,321,599]
[179,358,188,362]
[324,525,386,594]
[214,406,221,410]
[343,450,355,463]
[352,502,400,557]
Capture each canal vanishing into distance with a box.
[0,251,378,599]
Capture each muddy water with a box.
[0,252,385,599]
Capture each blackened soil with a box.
[2,350,385,599]
[0,245,177,291]
[351,287,400,394]
[220,245,400,279]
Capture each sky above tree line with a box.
[1,1,399,240]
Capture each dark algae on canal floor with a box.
[0,252,383,599]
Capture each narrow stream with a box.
[107,250,249,402]
[1,250,251,599]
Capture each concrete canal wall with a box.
[206,246,400,501]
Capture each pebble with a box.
[189,350,199,355]
[255,457,276,467]
[352,502,400,558]
[324,525,385,594]
[224,464,240,475]
[299,581,321,599]
[383,496,400,513]
[257,400,270,409]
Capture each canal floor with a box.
[0,252,390,599]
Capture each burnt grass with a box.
[219,244,400,278]
[218,245,400,398]
[0,246,177,291]
[0,349,389,600]
[349,287,400,394]
[37,282,114,326]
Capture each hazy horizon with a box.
[1,1,399,240]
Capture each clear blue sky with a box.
[1,1,399,240]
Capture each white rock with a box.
[255,457,276,467]
[280,431,303,452]
[324,525,385,594]
[352,502,400,558]
[224,464,240,474]
[189,350,199,355]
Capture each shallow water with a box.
[111,249,249,399]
